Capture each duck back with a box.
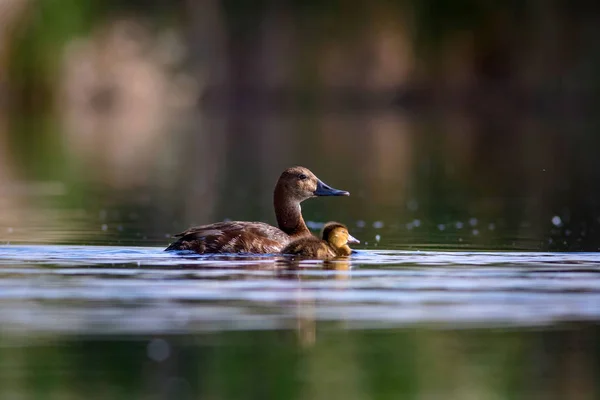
[166,221,294,254]
[281,236,337,259]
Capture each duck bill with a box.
[347,234,360,244]
[314,179,350,196]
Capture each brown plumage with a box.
[165,167,349,254]
[281,222,360,259]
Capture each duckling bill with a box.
[165,166,350,254]
[281,222,359,259]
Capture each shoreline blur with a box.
[1,1,600,250]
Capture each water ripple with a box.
[0,245,599,334]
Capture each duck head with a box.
[275,166,349,202]
[322,222,360,256]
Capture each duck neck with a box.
[274,190,309,237]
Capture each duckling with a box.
[281,222,359,259]
[165,166,349,254]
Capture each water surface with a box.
[2,245,599,334]
[0,245,599,399]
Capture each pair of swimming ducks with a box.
[165,166,359,259]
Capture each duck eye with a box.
[298,174,308,180]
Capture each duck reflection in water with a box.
[277,222,359,347]
[166,167,349,254]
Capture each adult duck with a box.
[281,222,359,259]
[165,166,349,253]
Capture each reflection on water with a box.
[3,112,600,251]
[0,326,595,400]
[0,245,599,398]
[0,326,597,400]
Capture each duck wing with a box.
[165,221,291,254]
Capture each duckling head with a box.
[275,166,349,202]
[322,222,360,256]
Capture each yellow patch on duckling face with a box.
[328,227,349,248]
[321,222,359,255]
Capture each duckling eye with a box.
[298,174,308,180]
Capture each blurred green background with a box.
[2,0,600,250]
[2,2,600,399]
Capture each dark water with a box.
[0,245,599,399]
